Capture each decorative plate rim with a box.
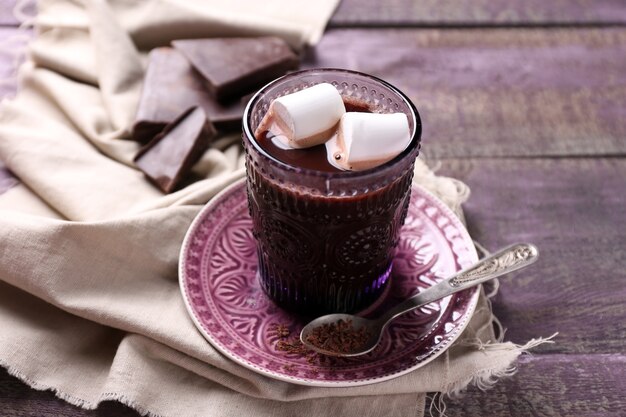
[179,178,480,387]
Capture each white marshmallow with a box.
[270,83,345,148]
[329,112,411,171]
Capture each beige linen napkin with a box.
[0,1,545,416]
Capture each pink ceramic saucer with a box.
[179,179,479,387]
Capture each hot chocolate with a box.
[243,69,421,316]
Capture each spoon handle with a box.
[380,243,539,323]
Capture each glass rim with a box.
[242,68,422,179]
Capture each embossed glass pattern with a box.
[242,69,422,315]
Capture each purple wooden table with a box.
[1,1,625,415]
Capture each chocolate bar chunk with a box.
[132,47,245,143]
[134,107,216,193]
[172,37,299,102]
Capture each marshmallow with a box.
[328,112,411,171]
[268,83,345,148]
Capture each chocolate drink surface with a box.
[243,70,421,316]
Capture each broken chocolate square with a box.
[172,37,299,102]
[132,47,245,143]
[134,107,216,193]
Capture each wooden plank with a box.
[304,28,626,158]
[437,157,626,354]
[438,354,626,416]
[331,0,626,27]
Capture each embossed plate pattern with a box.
[179,179,479,387]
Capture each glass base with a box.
[257,255,392,317]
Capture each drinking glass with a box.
[243,68,421,316]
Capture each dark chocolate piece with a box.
[132,47,245,143]
[172,37,299,102]
[134,107,216,193]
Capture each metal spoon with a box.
[300,243,539,357]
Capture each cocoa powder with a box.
[304,319,371,354]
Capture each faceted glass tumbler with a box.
[242,68,422,316]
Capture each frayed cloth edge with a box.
[426,240,558,417]
[427,333,558,417]
[0,358,98,409]
[0,358,165,417]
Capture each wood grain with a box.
[331,0,626,27]
[439,354,626,416]
[437,157,626,354]
[304,28,626,158]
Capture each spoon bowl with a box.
[301,243,539,357]
[299,314,382,357]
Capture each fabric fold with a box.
[86,0,144,133]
